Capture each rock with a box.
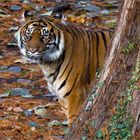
[6,78,18,83]
[5,88,33,99]
[0,9,7,14]
[0,9,10,18]
[21,93,33,98]
[0,66,8,70]
[0,52,4,59]
[106,0,119,4]
[0,55,5,59]
[81,5,101,12]
[8,66,21,73]
[28,121,40,128]
[23,110,33,117]
[19,0,32,4]
[10,5,22,11]
[17,79,32,84]
[0,93,10,98]
[61,120,68,126]
[34,105,47,116]
[100,9,110,15]
[48,120,61,126]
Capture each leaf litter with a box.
[0,0,119,139]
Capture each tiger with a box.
[17,16,113,125]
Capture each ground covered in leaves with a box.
[0,0,119,139]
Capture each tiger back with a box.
[17,18,113,125]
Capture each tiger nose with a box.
[29,47,38,53]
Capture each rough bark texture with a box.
[65,0,140,139]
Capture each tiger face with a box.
[17,19,64,63]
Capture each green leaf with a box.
[90,120,96,127]
[48,120,61,126]
[98,81,104,88]
[96,130,103,138]
[87,96,93,101]
[81,136,87,140]
[127,96,133,101]
[117,124,124,129]
[64,128,69,135]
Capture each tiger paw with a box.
[14,57,31,64]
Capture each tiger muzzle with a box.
[27,39,45,54]
[28,47,38,53]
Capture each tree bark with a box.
[65,0,140,139]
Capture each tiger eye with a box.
[26,28,31,34]
[41,28,49,36]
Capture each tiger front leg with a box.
[63,85,86,126]
[58,98,68,116]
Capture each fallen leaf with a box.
[13,107,23,112]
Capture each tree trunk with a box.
[65,0,140,139]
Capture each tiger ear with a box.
[50,12,66,24]
[21,10,34,23]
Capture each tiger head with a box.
[17,18,64,63]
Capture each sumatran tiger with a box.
[16,16,113,125]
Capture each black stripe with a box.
[47,71,56,78]
[57,30,61,45]
[79,27,85,35]
[99,31,107,50]
[52,62,62,83]
[86,31,92,49]
[40,21,48,27]
[86,31,92,83]
[80,29,85,42]
[109,31,113,39]
[80,28,87,55]
[71,26,78,39]
[25,25,28,31]
[79,29,86,70]
[50,28,54,32]
[94,32,99,69]
[59,56,71,79]
[63,25,73,35]
[58,65,73,90]
[53,32,56,41]
[63,74,79,98]
[30,26,35,30]
[58,27,72,79]
[21,40,25,48]
[52,51,65,83]
[47,22,52,26]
